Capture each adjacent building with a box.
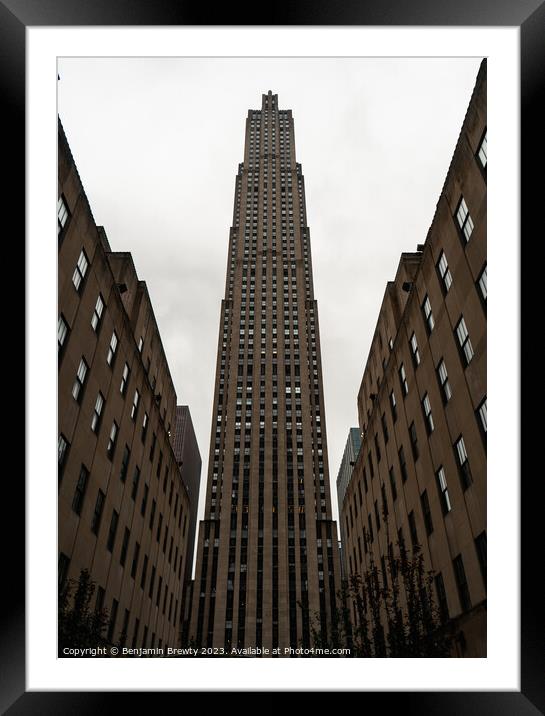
[340,60,487,656]
[336,428,362,577]
[58,120,199,651]
[187,92,341,653]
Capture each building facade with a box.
[336,427,362,577]
[341,61,487,656]
[188,92,340,653]
[58,121,197,651]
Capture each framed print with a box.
[6,0,542,709]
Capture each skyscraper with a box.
[188,91,340,654]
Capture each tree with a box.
[301,540,456,657]
[58,569,110,655]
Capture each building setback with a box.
[341,60,487,656]
[187,91,340,653]
[58,120,198,651]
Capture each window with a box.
[422,295,434,333]
[390,390,397,422]
[381,413,389,444]
[107,421,119,460]
[58,195,69,235]
[436,466,452,514]
[453,554,471,611]
[72,465,89,515]
[141,412,149,442]
[477,397,487,436]
[475,531,487,585]
[477,129,487,169]
[409,421,419,461]
[58,552,70,588]
[107,510,119,553]
[437,251,453,292]
[131,542,140,579]
[91,294,105,331]
[120,363,130,395]
[410,333,420,367]
[408,510,418,547]
[71,357,88,402]
[119,527,129,566]
[91,490,105,535]
[131,466,141,500]
[91,392,105,433]
[399,363,408,396]
[454,436,472,490]
[435,573,449,623]
[72,249,88,291]
[58,315,69,352]
[107,599,119,642]
[58,434,69,474]
[478,264,487,304]
[437,359,452,403]
[422,393,434,434]
[420,490,433,535]
[141,484,149,516]
[398,446,408,483]
[456,317,474,366]
[374,434,381,463]
[116,447,130,484]
[138,336,144,353]
[131,389,140,420]
[107,331,118,366]
[389,467,397,501]
[456,196,474,243]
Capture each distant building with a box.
[341,60,487,657]
[336,428,362,577]
[173,405,202,585]
[58,120,199,651]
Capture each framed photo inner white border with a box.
[27,26,519,691]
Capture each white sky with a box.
[57,56,483,529]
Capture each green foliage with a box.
[301,541,456,657]
[58,569,110,655]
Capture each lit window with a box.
[138,336,144,353]
[478,265,487,303]
[58,434,69,471]
[120,363,130,395]
[477,130,487,169]
[436,466,452,514]
[91,392,105,433]
[107,421,118,459]
[454,436,472,490]
[410,333,420,367]
[456,197,474,243]
[131,389,140,420]
[437,359,452,403]
[478,397,487,434]
[91,294,105,331]
[422,295,434,333]
[72,249,89,291]
[107,331,118,366]
[58,315,69,351]
[58,195,69,234]
[399,363,408,396]
[72,357,88,402]
[422,393,434,434]
[437,251,452,292]
[456,317,474,366]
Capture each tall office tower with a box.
[336,427,362,576]
[188,91,340,654]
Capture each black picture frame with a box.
[8,0,541,709]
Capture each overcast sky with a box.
[58,56,482,528]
